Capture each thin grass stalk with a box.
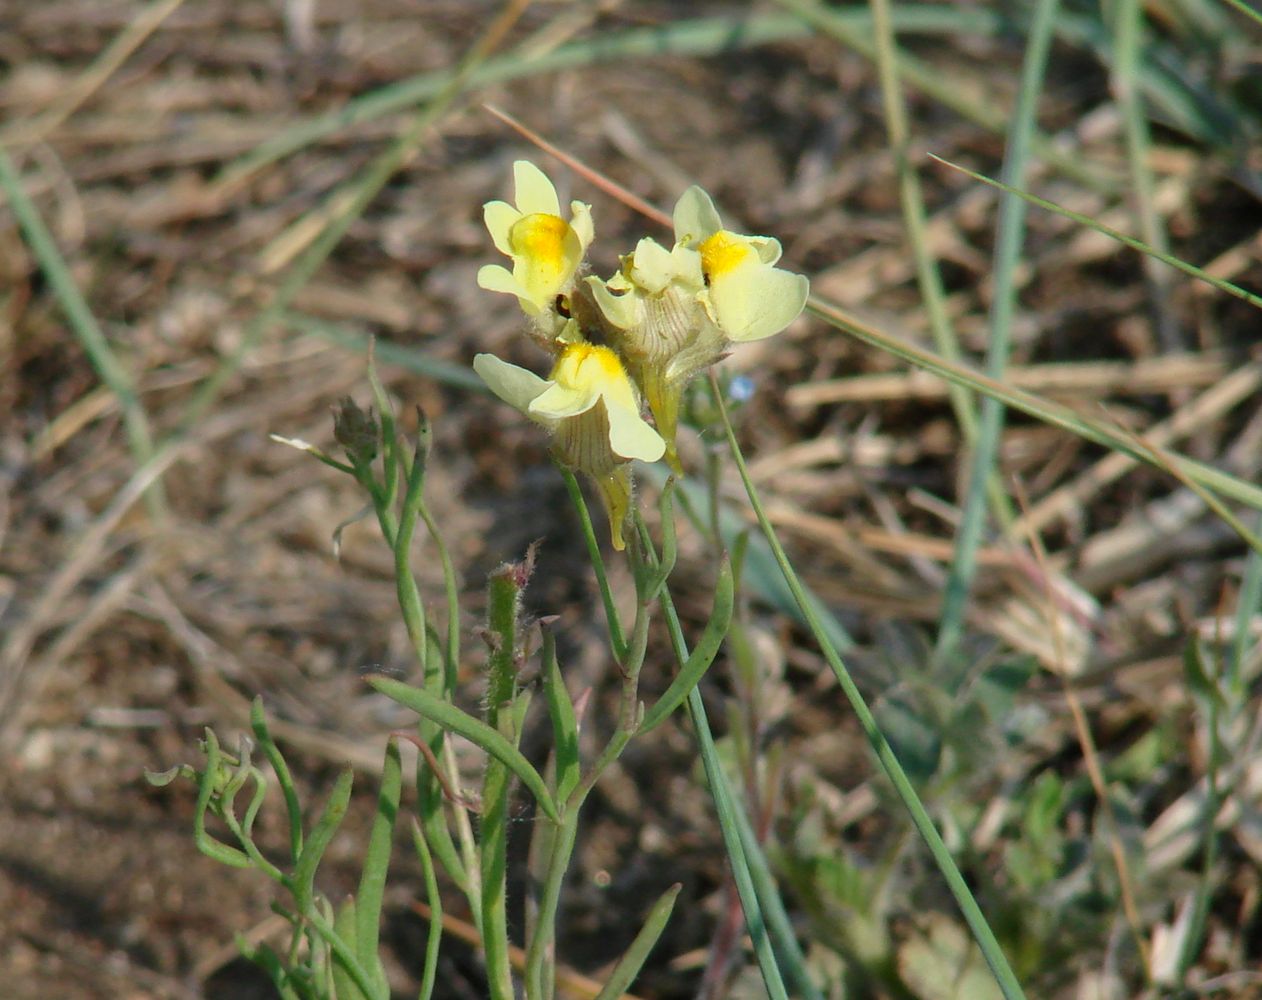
[1229,514,1262,695]
[935,0,1059,666]
[772,0,1111,189]
[1112,0,1181,350]
[1220,0,1262,27]
[0,147,166,517]
[632,513,810,1000]
[807,294,1262,512]
[708,373,1027,1000]
[865,0,976,442]
[1175,633,1226,985]
[928,157,1262,312]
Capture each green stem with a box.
[560,467,628,659]
[707,374,1026,1000]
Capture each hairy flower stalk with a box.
[474,340,664,549]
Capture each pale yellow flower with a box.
[672,185,808,343]
[581,187,807,472]
[477,161,594,334]
[474,338,664,549]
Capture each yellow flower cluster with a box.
[475,160,808,549]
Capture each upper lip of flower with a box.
[477,160,594,318]
[669,185,809,342]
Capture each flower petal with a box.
[474,354,549,412]
[512,160,560,216]
[569,200,594,250]
[482,201,520,256]
[627,237,679,294]
[672,185,723,246]
[528,380,599,419]
[710,262,809,342]
[477,264,527,300]
[606,402,666,462]
[585,275,639,331]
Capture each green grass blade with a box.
[636,517,794,1000]
[936,0,1059,663]
[686,684,789,1000]
[928,156,1262,311]
[809,296,1262,512]
[367,675,558,823]
[1230,514,1262,695]
[1112,0,1181,350]
[708,375,1027,1000]
[1219,0,1262,28]
[774,0,1114,190]
[864,0,976,445]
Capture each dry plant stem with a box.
[707,372,1027,1000]
[484,563,527,1000]
[1014,481,1152,977]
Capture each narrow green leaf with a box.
[332,897,370,1000]
[592,883,682,1000]
[293,768,355,913]
[708,376,1028,999]
[930,155,1262,312]
[0,146,164,514]
[541,626,581,805]
[367,676,558,822]
[251,696,304,863]
[355,738,401,992]
[641,555,735,734]
[808,297,1262,513]
[936,0,1059,665]
[410,820,444,1000]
